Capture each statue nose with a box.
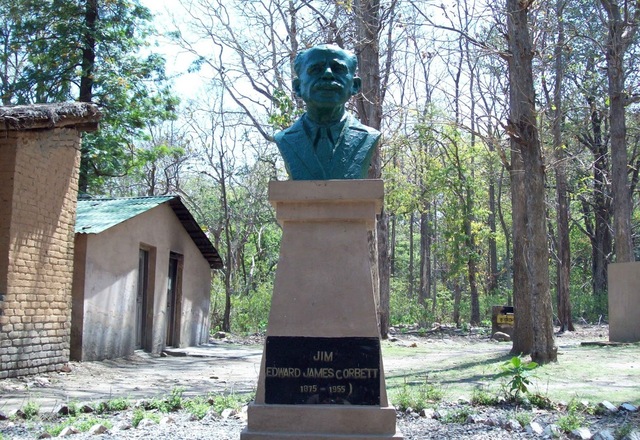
[321,66,334,78]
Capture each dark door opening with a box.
[136,249,150,350]
[166,252,183,347]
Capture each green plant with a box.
[166,387,185,411]
[615,422,633,439]
[441,407,472,424]
[184,396,210,420]
[391,380,444,412]
[527,393,554,410]
[557,400,586,433]
[105,397,130,412]
[511,410,532,427]
[21,401,40,420]
[471,388,499,406]
[209,392,251,414]
[46,416,112,436]
[499,356,538,399]
[131,408,161,428]
[66,401,80,417]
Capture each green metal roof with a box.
[75,196,174,234]
[75,196,223,269]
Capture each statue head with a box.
[292,44,361,123]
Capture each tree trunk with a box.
[78,0,98,194]
[601,0,637,263]
[408,212,415,298]
[506,0,557,363]
[552,0,574,332]
[355,0,389,337]
[419,211,431,307]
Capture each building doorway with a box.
[165,252,183,347]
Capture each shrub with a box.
[391,380,444,412]
[498,356,538,400]
[21,401,40,420]
[471,388,499,406]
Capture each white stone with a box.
[492,331,511,342]
[419,408,435,418]
[505,419,522,431]
[159,416,175,425]
[526,421,544,435]
[88,424,108,435]
[600,400,618,413]
[621,403,638,412]
[221,408,235,419]
[58,426,80,437]
[137,418,157,428]
[571,427,592,440]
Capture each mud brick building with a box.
[0,103,101,378]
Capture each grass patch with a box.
[184,396,211,420]
[557,400,587,433]
[471,388,499,406]
[383,340,640,405]
[391,380,444,412]
[45,415,113,437]
[441,407,472,424]
[131,408,161,428]
[209,392,251,414]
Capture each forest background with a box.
[2,0,639,364]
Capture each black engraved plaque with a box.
[264,336,381,405]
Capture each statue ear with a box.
[351,77,362,95]
[293,78,301,97]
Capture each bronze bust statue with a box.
[275,44,380,180]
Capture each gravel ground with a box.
[2,398,638,439]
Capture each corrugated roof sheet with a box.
[76,196,173,234]
[75,196,223,269]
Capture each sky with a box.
[140,0,206,99]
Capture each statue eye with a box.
[308,64,323,74]
[331,62,348,73]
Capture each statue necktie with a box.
[315,127,334,166]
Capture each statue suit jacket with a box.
[275,113,380,180]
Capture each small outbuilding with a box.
[70,196,223,361]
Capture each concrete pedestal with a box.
[608,262,640,342]
[241,180,402,439]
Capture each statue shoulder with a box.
[345,114,381,137]
[275,118,304,144]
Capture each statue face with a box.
[293,46,361,111]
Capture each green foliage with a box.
[209,392,251,415]
[20,401,39,420]
[268,88,302,130]
[131,408,161,428]
[230,281,273,333]
[45,416,113,437]
[389,278,433,326]
[499,356,538,399]
[557,400,587,433]
[510,410,532,428]
[528,393,554,410]
[0,0,178,192]
[104,397,131,412]
[391,380,444,412]
[184,396,211,420]
[441,407,472,424]
[145,387,184,412]
[615,423,634,439]
[471,388,499,406]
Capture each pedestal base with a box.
[243,181,402,439]
[241,404,403,439]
